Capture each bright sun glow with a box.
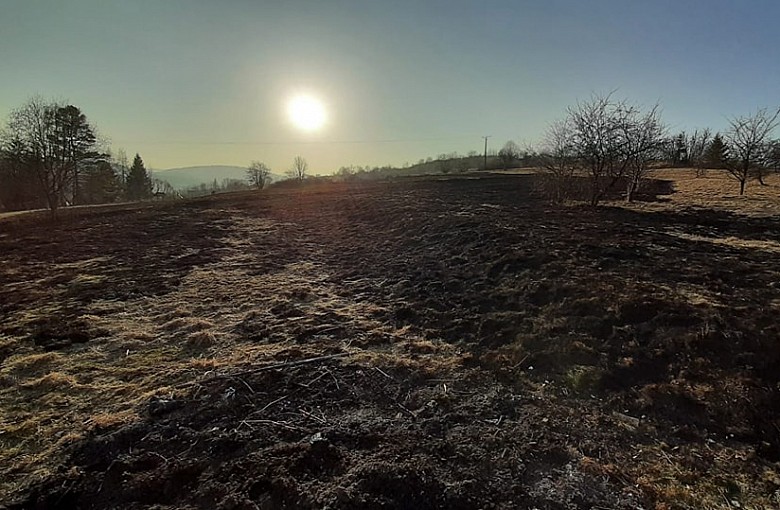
[287,94,326,131]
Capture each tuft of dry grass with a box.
[21,372,79,390]
[187,357,220,370]
[666,230,780,254]
[161,316,214,333]
[128,331,157,342]
[67,273,106,286]
[187,330,217,348]
[84,410,137,430]
[3,352,62,377]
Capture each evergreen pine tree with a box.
[82,161,121,204]
[705,133,728,169]
[126,153,152,200]
[674,133,688,166]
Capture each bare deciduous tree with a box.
[112,148,130,188]
[247,160,271,189]
[437,153,453,174]
[546,93,665,206]
[151,177,176,197]
[684,129,713,177]
[498,140,520,170]
[724,107,780,195]
[665,129,712,174]
[539,119,578,203]
[623,105,665,202]
[569,93,635,205]
[287,156,307,182]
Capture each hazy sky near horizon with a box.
[2,0,779,173]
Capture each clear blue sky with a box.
[1,0,778,173]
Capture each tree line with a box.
[5,94,778,213]
[538,93,780,204]
[0,97,318,212]
[338,94,780,204]
[0,97,155,213]
[245,156,306,190]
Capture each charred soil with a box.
[1,173,780,509]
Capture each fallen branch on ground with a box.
[177,352,351,389]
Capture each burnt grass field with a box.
[2,172,780,509]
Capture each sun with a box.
[287,94,326,132]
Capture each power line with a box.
[111,135,481,146]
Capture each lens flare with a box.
[287,95,326,131]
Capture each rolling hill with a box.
[152,165,284,189]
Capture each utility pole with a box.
[482,135,491,171]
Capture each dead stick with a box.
[373,367,393,380]
[177,352,350,389]
[254,394,288,415]
[299,408,327,424]
[511,354,530,369]
[242,419,311,432]
[396,402,415,419]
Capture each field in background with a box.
[641,168,780,215]
[1,170,780,509]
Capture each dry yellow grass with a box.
[666,231,780,254]
[0,213,402,499]
[21,372,79,390]
[642,168,780,215]
[187,330,217,348]
[161,316,214,333]
[3,352,62,375]
[85,410,138,430]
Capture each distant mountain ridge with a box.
[153,165,284,189]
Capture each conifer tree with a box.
[704,133,728,169]
[125,153,152,200]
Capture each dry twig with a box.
[178,352,350,389]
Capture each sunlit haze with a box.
[2,0,779,173]
[288,95,327,132]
